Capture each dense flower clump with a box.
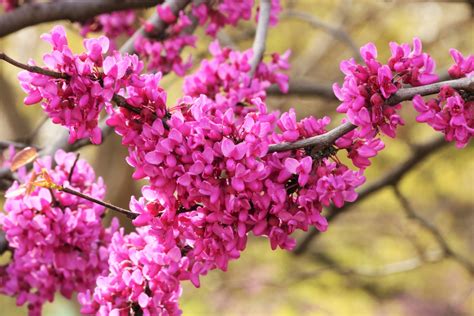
[80,10,136,43]
[135,6,195,75]
[91,40,369,314]
[18,26,142,144]
[412,49,473,148]
[333,38,438,139]
[0,150,117,315]
[132,0,282,74]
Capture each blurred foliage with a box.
[0,0,473,315]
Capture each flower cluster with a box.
[412,50,473,148]
[134,0,282,75]
[183,40,290,116]
[79,226,183,316]
[96,41,368,313]
[80,10,136,44]
[413,86,473,148]
[0,150,117,315]
[135,5,195,75]
[334,38,438,139]
[448,49,473,79]
[18,26,142,144]
[192,0,281,37]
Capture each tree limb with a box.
[293,136,449,255]
[0,0,163,38]
[267,80,337,99]
[282,10,359,57]
[393,186,474,275]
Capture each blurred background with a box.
[0,0,473,315]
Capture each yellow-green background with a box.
[0,1,472,315]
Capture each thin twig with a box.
[0,52,69,79]
[293,136,449,255]
[393,185,474,275]
[68,153,80,183]
[249,0,271,78]
[282,10,359,56]
[61,186,138,219]
[309,249,444,278]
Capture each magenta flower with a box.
[0,150,117,315]
[448,49,474,79]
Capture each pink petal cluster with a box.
[388,38,438,86]
[18,26,143,144]
[0,150,117,316]
[80,10,136,41]
[413,86,473,148]
[135,6,195,75]
[335,126,385,169]
[192,0,281,37]
[183,40,290,115]
[333,38,438,138]
[95,48,367,311]
[192,0,254,37]
[78,226,183,316]
[447,49,474,79]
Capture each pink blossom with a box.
[0,150,117,315]
[448,49,474,79]
[413,87,473,148]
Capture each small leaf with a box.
[10,147,38,172]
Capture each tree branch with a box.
[61,186,138,219]
[393,186,474,275]
[282,10,359,57]
[267,80,337,99]
[0,52,69,79]
[293,136,449,255]
[249,0,271,78]
[268,76,474,153]
[0,0,163,38]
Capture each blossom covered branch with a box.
[0,1,472,315]
[268,76,474,153]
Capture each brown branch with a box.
[0,140,34,150]
[268,76,474,153]
[282,10,359,57]
[393,186,474,275]
[0,0,163,38]
[0,52,69,79]
[293,136,449,255]
[61,186,138,219]
[310,249,444,279]
[267,80,337,99]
